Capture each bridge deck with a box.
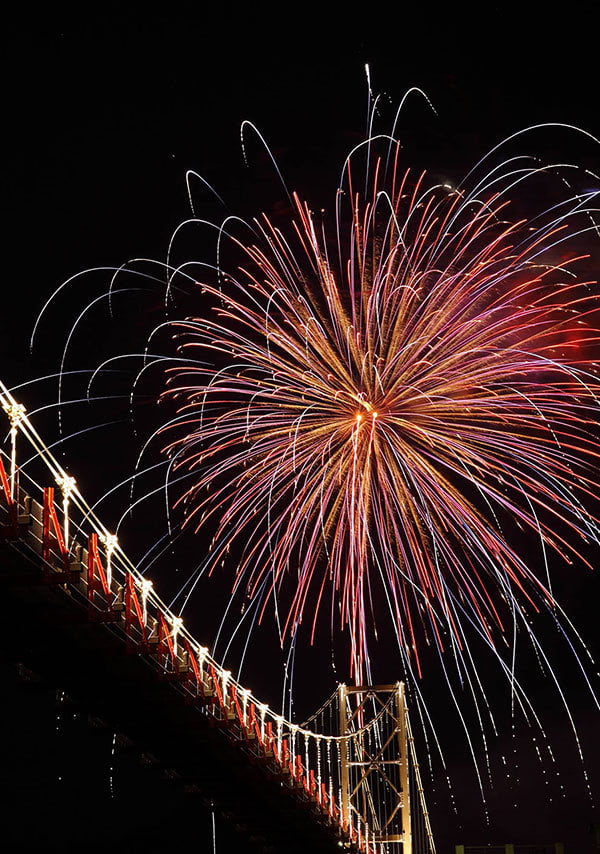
[0,518,349,853]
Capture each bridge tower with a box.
[338,682,412,852]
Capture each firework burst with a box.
[161,134,600,689]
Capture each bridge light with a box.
[257,703,268,741]
[100,532,118,592]
[1,399,26,500]
[241,688,251,724]
[56,474,77,549]
[56,473,76,495]
[221,668,231,701]
[171,615,183,657]
[138,577,153,626]
[197,645,210,683]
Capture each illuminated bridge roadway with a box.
[0,381,435,854]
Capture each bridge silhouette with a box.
[0,380,435,853]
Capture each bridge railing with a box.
[1,379,402,853]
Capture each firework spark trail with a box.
[158,136,600,688]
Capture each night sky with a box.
[2,6,599,852]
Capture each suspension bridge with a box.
[0,379,436,853]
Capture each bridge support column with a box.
[337,683,350,830]
[337,681,412,852]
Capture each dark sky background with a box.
[2,6,599,852]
